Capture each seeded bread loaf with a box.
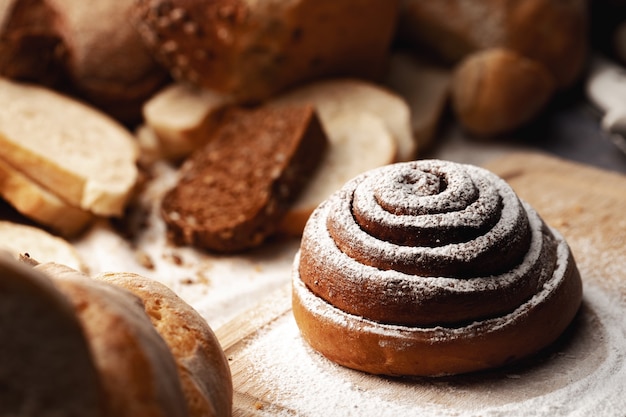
[0,0,168,122]
[161,104,328,252]
[0,78,139,217]
[0,253,105,417]
[133,0,399,102]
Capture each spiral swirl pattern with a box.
[298,160,560,327]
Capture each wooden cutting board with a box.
[215,152,626,416]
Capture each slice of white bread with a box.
[0,253,106,417]
[0,157,93,237]
[97,272,233,417]
[278,110,397,236]
[269,78,415,161]
[384,51,451,150]
[0,77,139,216]
[142,82,233,160]
[0,221,87,272]
[36,262,188,417]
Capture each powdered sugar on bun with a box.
[293,159,583,376]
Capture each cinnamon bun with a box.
[292,159,582,376]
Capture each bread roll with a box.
[293,160,582,376]
[451,48,556,137]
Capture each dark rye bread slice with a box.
[161,104,328,252]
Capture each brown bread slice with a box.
[161,104,328,253]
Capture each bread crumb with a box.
[254,401,264,410]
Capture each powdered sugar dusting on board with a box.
[237,281,626,416]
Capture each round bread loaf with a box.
[0,253,105,417]
[36,263,189,417]
[451,48,556,137]
[132,0,398,102]
[292,160,583,376]
[97,272,233,417]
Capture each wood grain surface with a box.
[215,152,626,417]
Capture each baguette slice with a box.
[0,157,93,237]
[142,83,233,160]
[270,78,415,161]
[36,263,188,417]
[384,52,451,150]
[0,221,86,272]
[0,253,105,417]
[279,110,397,236]
[0,78,139,216]
[97,272,233,417]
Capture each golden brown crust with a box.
[293,160,583,376]
[132,0,398,101]
[97,272,233,417]
[293,249,582,376]
[36,263,188,417]
[451,48,556,137]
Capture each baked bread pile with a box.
[0,78,139,237]
[0,251,232,417]
[292,160,583,376]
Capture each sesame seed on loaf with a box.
[161,104,328,253]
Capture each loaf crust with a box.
[293,160,583,376]
[97,272,233,417]
[133,0,398,101]
[0,253,105,417]
[37,263,189,417]
[161,104,327,252]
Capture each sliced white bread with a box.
[142,82,233,160]
[0,221,87,272]
[278,110,397,236]
[384,51,451,150]
[0,157,93,237]
[269,78,416,161]
[0,78,139,216]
